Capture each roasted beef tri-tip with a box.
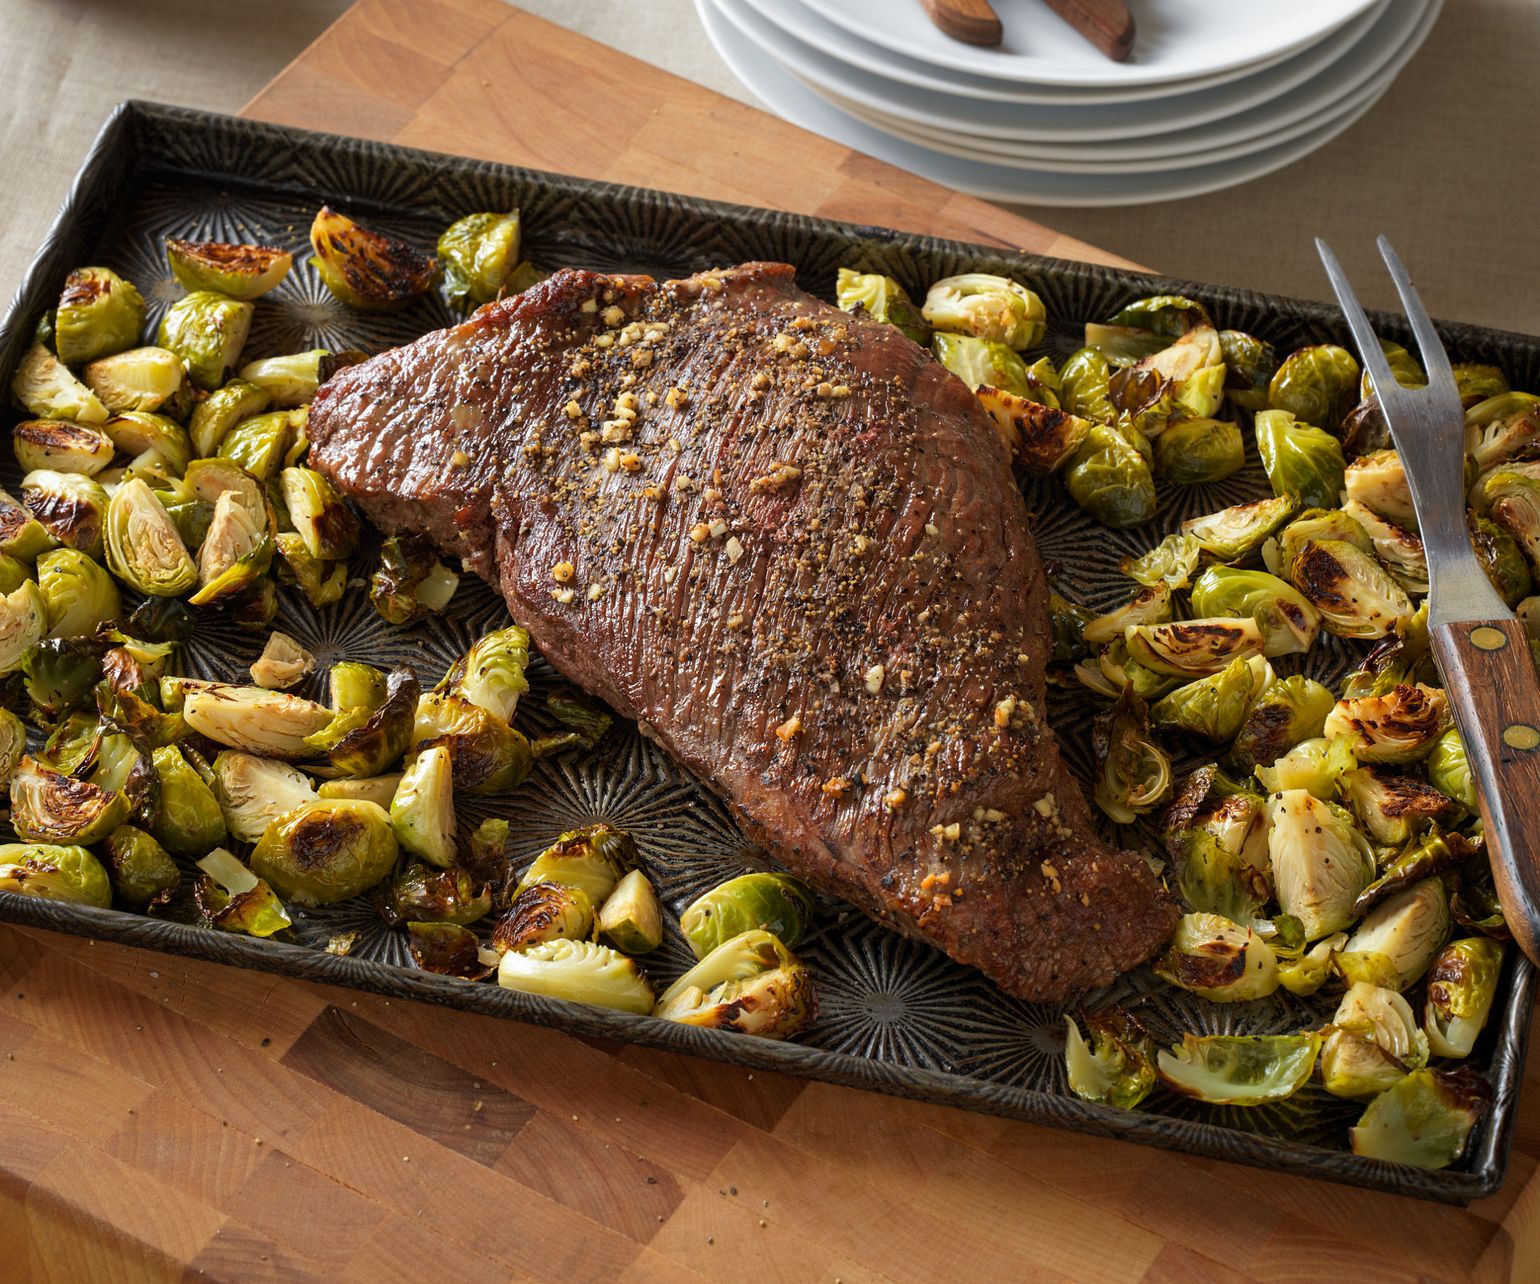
[306,261,1178,1002]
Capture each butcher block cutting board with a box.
[2,1,1536,1279]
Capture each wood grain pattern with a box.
[3,0,1535,1278]
[1042,0,1137,62]
[920,0,1004,49]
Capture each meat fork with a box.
[1318,236,1540,967]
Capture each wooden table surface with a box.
[4,1,1537,1279]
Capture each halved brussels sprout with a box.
[1180,494,1296,562]
[1058,347,1115,424]
[1121,533,1201,592]
[10,753,131,845]
[210,750,318,844]
[921,273,1045,350]
[1081,584,1171,648]
[54,267,145,366]
[680,871,816,959]
[1266,788,1376,941]
[382,862,492,928]
[21,470,108,558]
[157,291,254,391]
[165,238,292,299]
[1481,469,1540,570]
[190,379,272,457]
[149,744,226,856]
[404,921,489,977]
[439,211,524,313]
[654,928,814,1037]
[82,346,188,416]
[1343,449,1416,528]
[317,773,402,809]
[1465,392,1540,472]
[1289,539,1411,640]
[1152,417,1245,485]
[492,881,595,953]
[1267,344,1359,431]
[0,707,26,790]
[497,937,655,1014]
[246,631,312,692]
[102,411,192,475]
[597,868,663,955]
[275,531,346,608]
[1426,728,1476,810]
[930,332,1029,395]
[1125,617,1265,678]
[413,689,530,793]
[1155,911,1279,1002]
[103,824,179,909]
[1323,684,1448,764]
[280,466,359,561]
[0,555,29,594]
[1085,639,1180,703]
[1191,566,1321,659]
[1228,674,1334,773]
[1150,655,1266,743]
[1469,513,1532,608]
[0,579,48,674]
[311,665,419,778]
[1083,321,1175,366]
[1162,766,1271,922]
[1320,982,1429,1101]
[1253,735,1356,799]
[516,823,636,905]
[1276,931,1348,996]
[438,625,531,726]
[368,533,461,626]
[1342,767,1463,849]
[390,745,457,867]
[251,798,398,906]
[194,847,293,937]
[1454,365,1510,409]
[1254,409,1345,510]
[1337,877,1450,992]
[181,680,332,758]
[1269,507,1372,581]
[10,343,108,424]
[237,348,364,408]
[103,478,196,597]
[1063,423,1156,529]
[1349,1068,1490,1169]
[834,268,929,345]
[974,385,1092,474]
[1219,329,1277,412]
[0,841,111,907]
[36,547,119,639]
[1135,322,1221,381]
[1062,1008,1156,1110]
[190,490,270,606]
[1157,1032,1322,1106]
[12,419,114,477]
[1092,687,1171,825]
[329,660,387,712]
[1359,339,1425,401]
[1106,365,1178,440]
[21,637,101,715]
[310,206,437,311]
[1424,937,1505,1059]
[1338,499,1428,596]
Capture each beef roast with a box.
[307,262,1177,1001]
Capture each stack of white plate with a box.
[696,0,1443,206]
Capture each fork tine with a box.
[1314,238,1399,397]
[1376,234,1457,389]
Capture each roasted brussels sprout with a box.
[404,920,489,977]
[1289,539,1411,640]
[974,385,1092,474]
[1267,344,1359,431]
[654,928,814,1037]
[1469,513,1532,608]
[1359,339,1425,401]
[437,626,530,728]
[544,691,614,755]
[390,745,457,867]
[1269,506,1372,579]
[517,823,636,905]
[82,345,190,417]
[596,869,663,954]
[1323,684,1448,764]
[10,343,108,424]
[492,881,595,953]
[383,862,493,928]
[368,533,460,626]
[1058,347,1115,424]
[1091,687,1171,825]
[1063,423,1157,529]
[438,211,525,313]
[181,680,332,758]
[412,690,530,793]
[103,823,179,909]
[1047,592,1095,665]
[1228,674,1335,772]
[1276,931,1348,997]
[210,750,318,844]
[1124,617,1265,678]
[1254,409,1346,510]
[1121,533,1201,591]
[680,871,815,959]
[1337,499,1428,596]
[157,291,254,391]
[1152,417,1245,485]
[166,238,292,300]
[313,665,419,778]
[189,491,271,606]
[54,267,145,366]
[1154,911,1279,1002]
[310,206,437,310]
[930,332,1029,395]
[1162,766,1271,922]
[1083,322,1169,365]
[189,379,271,457]
[1080,639,1180,703]
[103,411,193,475]
[834,268,929,345]
[275,532,346,608]
[280,466,359,561]
[148,744,225,856]
[1157,1032,1322,1106]
[194,847,292,937]
[1343,449,1416,528]
[12,419,114,477]
[317,774,402,809]
[1105,294,1211,338]
[1266,788,1375,940]
[250,798,398,906]
[36,547,119,639]
[1424,937,1505,1059]
[1180,495,1295,561]
[218,409,300,484]
[102,478,196,597]
[0,579,47,674]
[1062,1008,1156,1110]
[1106,365,1178,440]
[1254,735,1357,798]
[9,755,130,845]
[0,707,26,790]
[1426,728,1476,810]
[0,841,111,907]
[1342,768,1463,850]
[0,555,30,594]
[1337,877,1450,991]
[1454,364,1510,408]
[21,470,107,558]
[1481,469,1540,570]
[237,348,363,408]
[1320,982,1429,1101]
[1465,392,1540,472]
[497,937,655,1014]
[921,273,1044,350]
[1150,655,1267,743]
[1081,584,1171,648]
[1191,566,1321,659]
[248,631,314,691]
[1219,329,1277,412]
[1349,1068,1489,1170]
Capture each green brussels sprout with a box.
[1017,355,1061,406]
[973,385,1092,474]
[1062,1009,1156,1110]
[1152,417,1244,485]
[1219,329,1277,412]
[1337,877,1450,992]
[1342,763,1463,847]
[596,868,663,954]
[1106,365,1178,440]
[1427,728,1476,810]
[157,291,254,391]
[545,691,613,754]
[1179,494,1296,562]
[251,799,398,906]
[1154,911,1280,1002]
[9,755,130,845]
[680,871,816,960]
[1266,788,1376,941]
[275,531,346,608]
[1268,506,1372,580]
[327,661,387,712]
[82,346,190,416]
[190,379,272,457]
[1337,499,1428,597]
[180,679,332,759]
[102,411,192,475]
[188,493,271,606]
[921,273,1044,350]
[54,267,145,366]
[193,847,293,937]
[1343,449,1416,528]
[1121,533,1201,592]
[209,750,318,844]
[1150,655,1266,743]
[248,631,314,691]
[1190,566,1321,659]
[1267,344,1359,431]
[1046,593,1095,667]
[1323,684,1448,764]
[1081,584,1171,648]
[1229,675,1335,772]
[103,824,179,909]
[368,533,460,625]
[21,470,108,558]
[1157,1032,1322,1106]
[654,928,814,1037]
[834,267,928,345]
[390,744,457,867]
[0,841,111,907]
[103,478,196,597]
[1082,322,1168,366]
[1289,539,1411,640]
[0,707,26,790]
[1058,347,1115,424]
[497,937,655,1014]
[1424,937,1505,1059]
[517,823,636,905]
[317,774,402,809]
[404,921,490,978]
[1078,639,1180,703]
[1453,364,1509,408]
[310,206,438,311]
[1124,617,1265,678]
[1254,409,1346,510]
[20,637,101,715]
[1063,422,1157,529]
[412,690,531,794]
[128,596,196,645]
[1275,931,1348,997]
[1254,735,1357,798]
[1137,326,1225,417]
[279,466,359,561]
[1320,981,1429,1101]
[310,665,418,778]
[219,409,301,485]
[12,419,114,476]
[1162,765,1271,922]
[929,332,1028,395]
[1358,339,1425,402]
[439,211,524,313]
[149,744,226,856]
[382,862,493,928]
[10,343,108,424]
[1356,832,1475,921]
[1480,469,1540,570]
[1349,1068,1489,1169]
[237,348,364,408]
[1105,294,1211,338]
[1464,392,1540,472]
[440,625,531,726]
[0,579,47,675]
[1469,513,1532,608]
[36,547,119,639]
[166,238,292,300]
[1091,687,1172,825]
[492,881,595,953]
[0,555,30,594]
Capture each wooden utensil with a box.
[1043,0,1137,61]
[920,0,1002,47]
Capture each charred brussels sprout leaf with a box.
[0,842,111,907]
[1469,513,1532,608]
[383,862,492,927]
[1254,409,1346,510]
[1289,539,1411,640]
[1349,1068,1490,1169]
[249,631,314,690]
[1121,533,1202,592]
[103,824,179,909]
[166,238,292,300]
[1157,1033,1322,1105]
[974,385,1091,474]
[1267,344,1359,431]
[1153,417,1245,485]
[22,470,108,558]
[156,291,254,391]
[1062,1009,1156,1110]
[921,273,1045,350]
[310,206,437,311]
[834,268,929,345]
[492,881,595,953]
[545,691,613,753]
[369,533,460,626]
[680,871,816,959]
[194,847,292,937]
[1154,912,1280,1002]
[1343,772,1465,853]
[930,332,1028,395]
[405,921,490,978]
[12,419,114,476]
[1105,294,1211,338]
[251,799,398,906]
[9,756,129,845]
[654,929,814,1037]
[1092,687,1172,825]
[21,637,101,715]
[313,665,419,778]
[55,267,145,366]
[439,211,523,313]
[1424,937,1505,1059]
[275,532,346,608]
[1064,422,1157,529]
[1082,583,1172,648]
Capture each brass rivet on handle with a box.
[1471,625,1508,651]
[1502,723,1540,751]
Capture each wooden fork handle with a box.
[1042,0,1136,61]
[920,0,1003,47]
[1431,616,1540,967]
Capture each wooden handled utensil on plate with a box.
[921,0,1135,59]
[1319,235,1540,967]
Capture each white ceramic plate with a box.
[727,0,1415,153]
[696,0,1437,206]
[748,0,1387,109]
[797,0,1379,88]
